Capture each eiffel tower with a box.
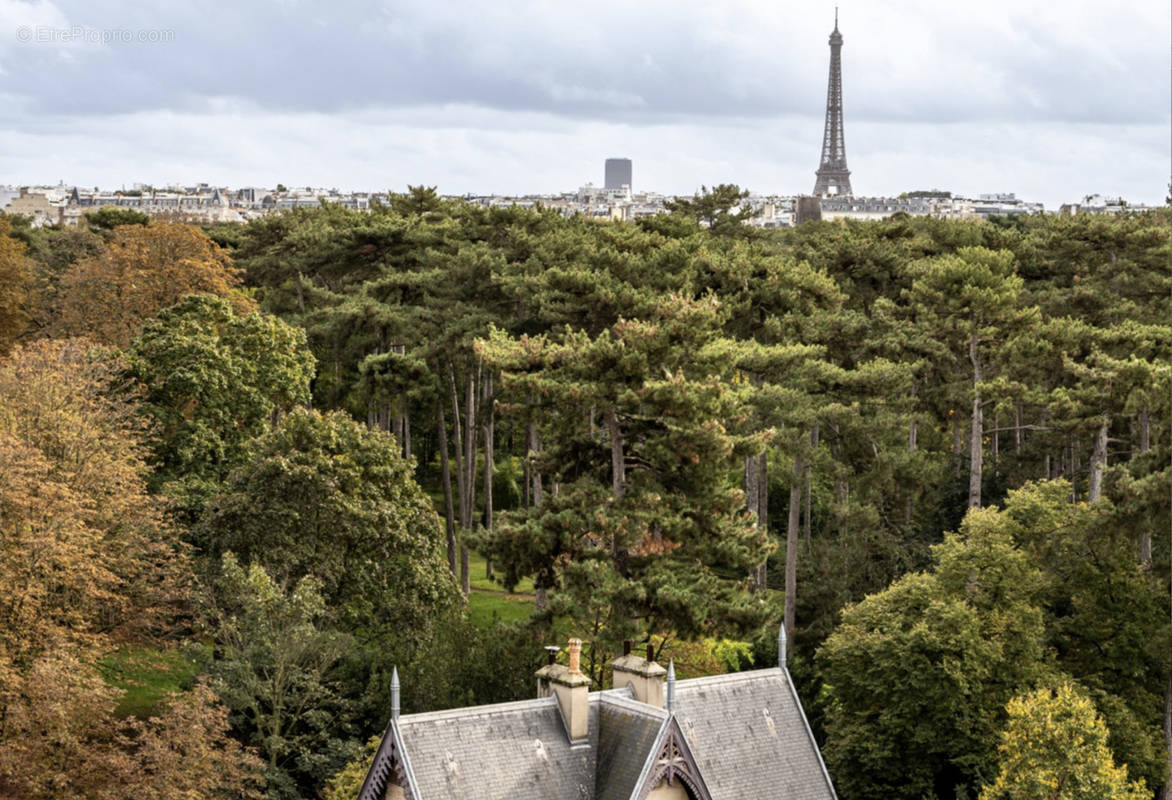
[813,10,852,197]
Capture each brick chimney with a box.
[535,638,592,741]
[609,641,667,708]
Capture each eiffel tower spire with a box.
[813,10,852,197]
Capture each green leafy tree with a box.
[200,409,460,635]
[817,505,1049,799]
[83,206,151,233]
[207,553,359,800]
[979,683,1148,800]
[994,481,1169,789]
[127,294,315,519]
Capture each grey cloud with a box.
[0,0,1166,125]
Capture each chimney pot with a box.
[544,645,560,666]
[568,638,582,674]
[623,640,632,656]
[646,643,655,662]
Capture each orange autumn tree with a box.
[49,222,247,347]
[0,650,262,800]
[0,339,262,799]
[0,218,37,354]
[0,339,183,648]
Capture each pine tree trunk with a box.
[758,451,769,589]
[529,415,548,611]
[461,365,477,597]
[908,385,918,451]
[402,413,411,461]
[1014,402,1023,453]
[953,419,963,478]
[526,418,543,509]
[969,333,983,509]
[294,274,306,314]
[391,344,406,452]
[605,407,628,577]
[436,403,458,578]
[1088,420,1108,502]
[606,408,626,499]
[1141,409,1153,566]
[447,361,471,598]
[784,449,804,641]
[482,373,494,581]
[448,362,466,521]
[745,455,760,589]
[745,455,759,520]
[804,427,817,545]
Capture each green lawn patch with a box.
[100,645,204,718]
[467,550,535,594]
[467,588,535,627]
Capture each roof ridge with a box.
[599,691,668,719]
[397,695,557,724]
[673,667,785,690]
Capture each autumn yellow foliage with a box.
[980,683,1149,800]
[49,222,247,347]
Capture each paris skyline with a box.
[0,0,1168,208]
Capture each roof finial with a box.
[666,660,676,713]
[778,622,788,670]
[391,666,401,721]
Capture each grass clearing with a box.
[467,589,535,627]
[100,645,204,718]
[466,551,535,594]
[464,550,537,627]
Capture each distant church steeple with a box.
[813,10,853,197]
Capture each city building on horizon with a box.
[604,158,632,191]
[6,179,1158,232]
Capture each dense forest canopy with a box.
[0,197,1167,800]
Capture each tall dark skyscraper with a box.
[605,158,632,190]
[813,11,852,197]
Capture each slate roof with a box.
[594,694,667,800]
[358,667,836,800]
[395,695,599,800]
[672,669,837,800]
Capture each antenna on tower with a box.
[834,6,838,28]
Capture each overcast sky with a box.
[1,0,1168,208]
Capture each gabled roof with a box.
[357,667,836,800]
[397,695,600,800]
[594,694,666,800]
[672,669,837,800]
[627,714,713,800]
[356,718,419,800]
